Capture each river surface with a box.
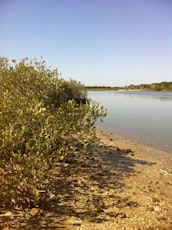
[88,91,172,153]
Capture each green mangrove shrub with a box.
[0,57,106,208]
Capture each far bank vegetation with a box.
[86,81,172,91]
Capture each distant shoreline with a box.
[86,87,172,92]
[85,81,172,92]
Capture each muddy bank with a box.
[0,130,172,229]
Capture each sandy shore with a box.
[1,129,172,229]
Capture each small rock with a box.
[152,197,160,203]
[148,186,155,192]
[66,216,82,225]
[148,206,154,211]
[125,149,133,153]
[108,150,113,154]
[154,206,160,212]
[30,208,39,216]
[44,213,52,218]
[92,196,105,212]
[48,192,56,200]
[114,199,120,205]
[127,201,138,207]
[4,211,13,218]
[157,215,167,221]
[117,212,127,218]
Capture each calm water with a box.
[88,91,172,153]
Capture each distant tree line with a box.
[86,86,123,91]
[124,82,172,91]
[86,82,172,91]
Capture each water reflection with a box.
[112,91,172,101]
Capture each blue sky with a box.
[0,0,171,86]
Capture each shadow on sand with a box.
[1,143,156,229]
